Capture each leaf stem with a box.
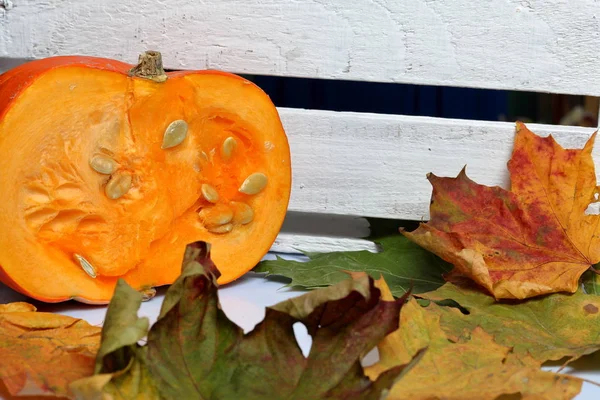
[588,266,600,276]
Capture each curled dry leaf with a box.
[0,302,36,313]
[71,241,407,400]
[366,279,583,400]
[403,122,600,299]
[0,302,101,399]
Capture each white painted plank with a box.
[271,233,378,254]
[280,108,599,220]
[2,0,600,95]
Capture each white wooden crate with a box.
[3,1,600,398]
[1,0,599,253]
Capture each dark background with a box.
[245,75,599,127]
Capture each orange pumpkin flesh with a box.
[0,52,291,303]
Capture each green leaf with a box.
[72,242,409,400]
[94,279,149,374]
[254,235,453,297]
[420,282,600,363]
[582,269,600,295]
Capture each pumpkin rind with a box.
[0,54,291,303]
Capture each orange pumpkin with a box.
[0,51,291,303]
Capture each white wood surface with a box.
[280,108,599,219]
[272,233,377,254]
[2,0,600,95]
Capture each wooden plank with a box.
[2,0,600,95]
[271,234,377,254]
[274,212,374,254]
[279,108,599,220]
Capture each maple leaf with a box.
[366,279,584,400]
[403,122,600,299]
[419,281,600,364]
[255,235,452,296]
[72,242,410,400]
[0,301,101,399]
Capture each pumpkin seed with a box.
[215,212,233,225]
[89,154,117,175]
[139,288,157,302]
[194,151,209,171]
[74,254,96,278]
[231,201,254,224]
[105,173,133,200]
[199,204,234,226]
[239,173,268,195]
[208,223,233,234]
[201,183,219,203]
[161,120,188,149]
[221,137,237,160]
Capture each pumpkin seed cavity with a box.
[201,184,219,203]
[161,120,188,149]
[74,254,96,278]
[239,173,268,195]
[105,173,133,200]
[221,137,237,160]
[89,154,117,175]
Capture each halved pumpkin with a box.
[0,51,291,303]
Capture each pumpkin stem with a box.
[128,50,168,82]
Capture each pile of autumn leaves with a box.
[3,123,600,399]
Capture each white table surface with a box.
[1,253,599,399]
